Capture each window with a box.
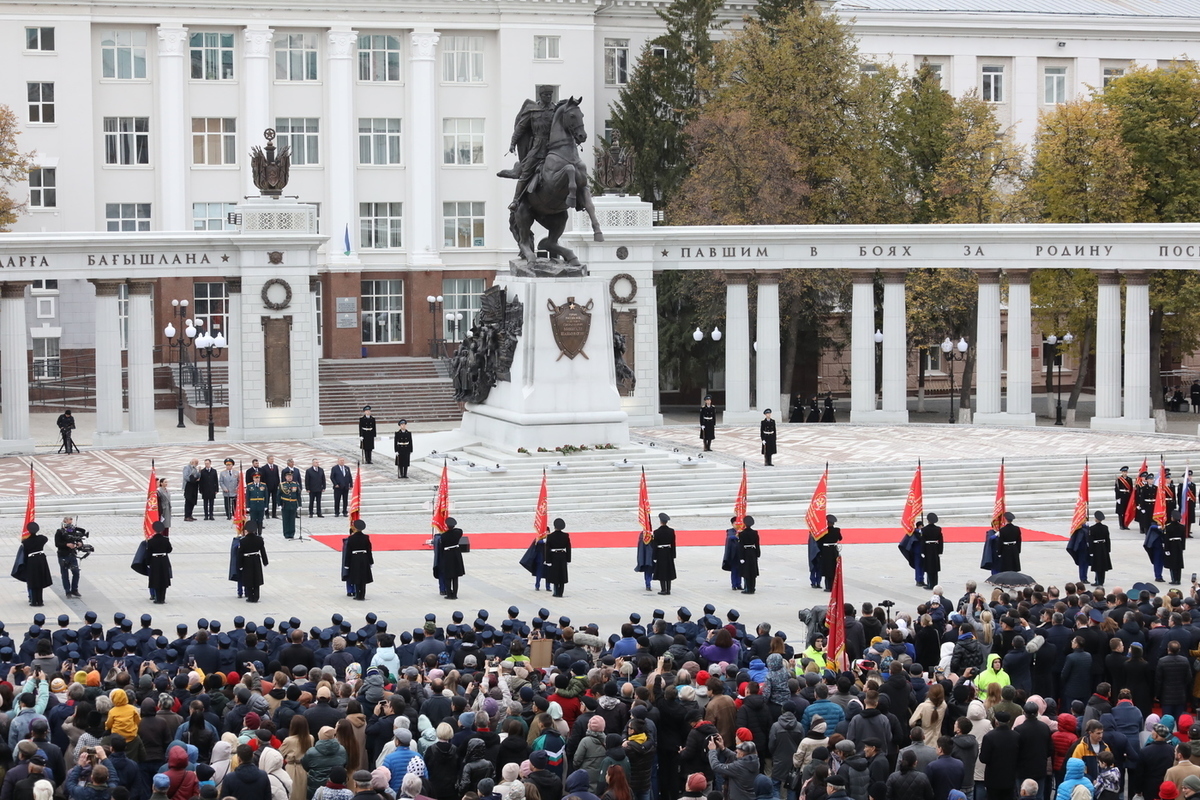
[358,118,402,165]
[192,118,237,166]
[274,33,318,81]
[314,280,323,348]
[442,277,484,340]
[101,30,147,79]
[193,202,236,230]
[534,36,560,60]
[925,346,941,372]
[26,27,54,52]
[1103,67,1125,87]
[926,63,944,85]
[35,297,55,319]
[275,118,319,165]
[193,282,228,333]
[358,34,401,81]
[27,83,54,123]
[860,63,880,77]
[105,203,151,231]
[30,280,58,292]
[442,36,483,83]
[190,32,235,80]
[29,168,55,208]
[32,337,60,380]
[360,202,403,249]
[361,279,405,344]
[443,202,485,248]
[604,38,629,85]
[981,65,1004,102]
[103,117,150,165]
[1044,66,1067,104]
[442,118,484,165]
[651,45,668,59]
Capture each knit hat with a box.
[736,727,754,743]
[588,715,606,732]
[810,715,827,733]
[153,774,171,792]
[530,751,549,769]
[244,712,261,729]
[686,774,708,792]
[1183,776,1200,795]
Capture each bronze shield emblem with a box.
[547,296,594,360]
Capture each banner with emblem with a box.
[1183,465,1193,529]
[806,465,829,540]
[1125,457,1148,528]
[638,468,653,545]
[1071,460,1090,534]
[349,462,362,528]
[142,463,159,540]
[733,463,748,531]
[827,555,847,670]
[21,465,35,540]
[991,459,1007,530]
[431,461,450,534]
[1153,459,1168,527]
[233,465,247,536]
[901,462,923,535]
[533,469,549,541]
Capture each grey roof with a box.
[832,0,1200,16]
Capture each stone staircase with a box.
[319,358,461,425]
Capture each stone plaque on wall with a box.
[613,308,637,397]
[336,297,357,313]
[263,316,292,408]
[336,312,357,329]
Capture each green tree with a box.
[928,91,1026,223]
[895,62,955,223]
[0,106,34,230]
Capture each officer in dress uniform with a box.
[997,511,1023,572]
[1115,466,1133,530]
[760,409,777,467]
[1164,511,1187,585]
[700,396,717,452]
[246,473,268,530]
[1184,470,1197,536]
[359,406,377,464]
[1088,510,1112,586]
[436,517,466,600]
[1137,472,1156,533]
[344,519,374,601]
[395,420,413,479]
[818,515,841,591]
[739,515,761,594]
[1165,469,1179,519]
[652,513,677,596]
[920,512,944,590]
[543,518,572,598]
[237,520,268,603]
[145,522,173,604]
[279,469,300,540]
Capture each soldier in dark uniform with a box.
[739,515,761,595]
[237,520,268,603]
[1088,510,1112,586]
[279,470,300,539]
[436,517,466,600]
[359,406,377,464]
[652,513,677,595]
[760,408,777,467]
[1115,466,1133,530]
[920,512,944,590]
[497,85,559,210]
[1164,511,1187,585]
[543,518,572,598]
[721,518,742,591]
[806,398,821,423]
[1137,471,1156,533]
[246,473,268,530]
[16,523,52,607]
[1184,470,1197,535]
[997,511,1022,572]
[395,420,413,479]
[1165,469,1178,520]
[818,515,841,591]
[700,396,717,451]
[344,519,374,601]
[821,395,836,423]
[145,523,173,604]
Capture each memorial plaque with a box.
[547,296,593,360]
[262,316,292,408]
[613,309,637,396]
[336,297,357,313]
[336,312,357,329]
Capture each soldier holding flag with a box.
[635,468,654,591]
[807,466,830,589]
[1115,466,1134,530]
[899,463,925,587]
[519,470,550,591]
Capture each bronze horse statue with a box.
[508,97,604,267]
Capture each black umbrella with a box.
[987,571,1036,588]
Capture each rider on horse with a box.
[498,85,564,211]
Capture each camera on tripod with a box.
[61,525,94,559]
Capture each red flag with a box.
[806,466,830,540]
[1153,460,1168,527]
[349,463,362,528]
[533,469,549,541]
[900,463,923,535]
[732,463,748,531]
[638,468,653,545]
[827,555,847,670]
[1070,461,1090,534]
[431,461,450,533]
[1124,457,1148,528]
[233,468,247,536]
[21,465,35,539]
[990,460,1007,530]
[142,464,159,540]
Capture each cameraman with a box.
[56,409,78,454]
[54,516,84,598]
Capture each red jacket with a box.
[1051,714,1079,772]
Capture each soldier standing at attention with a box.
[1164,511,1187,585]
[1088,510,1112,586]
[279,469,300,540]
[652,513,677,596]
[818,515,841,592]
[359,406,377,464]
[920,513,944,590]
[739,515,762,595]
[1115,466,1133,530]
[246,473,268,531]
[760,408,777,467]
[998,511,1023,571]
[543,518,572,598]
[395,420,413,479]
[700,395,717,452]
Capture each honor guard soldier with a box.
[652,513,677,595]
[818,515,841,592]
[16,522,52,607]
[344,519,374,601]
[1165,511,1187,585]
[1088,510,1112,586]
[279,470,300,540]
[395,420,413,479]
[435,517,466,600]
[246,474,268,530]
[722,518,743,591]
[237,520,268,603]
[739,515,762,594]
[1115,466,1133,530]
[998,511,1023,572]
[359,406,377,464]
[145,522,174,604]
[543,518,572,598]
[920,513,944,590]
[760,409,777,466]
[1137,472,1156,533]
[700,396,717,451]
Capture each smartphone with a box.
[1192,572,1197,583]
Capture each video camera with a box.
[60,524,95,559]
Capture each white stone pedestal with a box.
[459,276,629,450]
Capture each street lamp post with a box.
[444,311,464,346]
[1046,332,1074,426]
[693,326,723,400]
[193,330,227,442]
[164,299,197,428]
[426,295,444,358]
[941,336,969,424]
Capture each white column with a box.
[91,280,124,445]
[407,30,442,267]
[327,29,359,263]
[1123,271,1155,431]
[723,272,754,423]
[0,283,34,453]
[156,26,188,230]
[755,272,782,414]
[974,269,1004,424]
[242,27,274,197]
[1005,269,1035,425]
[126,282,158,444]
[850,271,876,422]
[880,270,909,423]
[225,279,244,438]
[1091,270,1124,430]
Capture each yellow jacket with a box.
[105,689,141,741]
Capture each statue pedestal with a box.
[459,276,630,451]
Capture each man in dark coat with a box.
[722,518,743,591]
[1014,702,1052,799]
[760,409,777,466]
[330,458,353,518]
[237,521,268,603]
[344,520,374,601]
[1088,510,1113,586]
[261,456,282,519]
[146,523,173,604]
[921,513,944,590]
[818,515,842,592]
[543,518,572,598]
[359,406,378,464]
[1115,466,1134,530]
[1156,640,1192,719]
[652,513,677,595]
[304,459,326,518]
[700,396,717,451]
[435,518,466,600]
[738,515,761,595]
[221,744,270,800]
[198,458,219,521]
[1164,511,1187,585]
[395,420,413,479]
[15,522,52,607]
[979,711,1020,800]
[997,512,1022,572]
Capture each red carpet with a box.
[312,525,1062,552]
